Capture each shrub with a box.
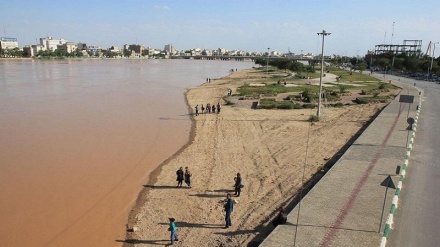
[329,102,344,108]
[356,97,369,104]
[277,103,293,109]
[308,115,320,122]
[258,104,276,109]
[302,88,314,102]
[338,85,348,93]
[292,103,303,109]
[302,103,317,109]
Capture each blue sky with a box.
[2,0,440,56]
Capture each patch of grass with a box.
[356,96,391,104]
[258,98,316,110]
[325,90,342,101]
[237,83,319,97]
[328,102,344,108]
[328,67,380,82]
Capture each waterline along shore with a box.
[123,68,394,246]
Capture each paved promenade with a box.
[260,79,420,247]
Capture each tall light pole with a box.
[267,47,270,77]
[429,42,439,79]
[317,30,331,118]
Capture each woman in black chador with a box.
[176,167,184,187]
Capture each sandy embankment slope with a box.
[125,69,387,247]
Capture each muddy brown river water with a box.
[0,58,253,247]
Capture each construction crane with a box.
[426,41,432,56]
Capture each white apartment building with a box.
[109,46,120,53]
[0,37,19,51]
[39,36,68,51]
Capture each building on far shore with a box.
[58,42,77,54]
[0,37,19,56]
[164,44,177,55]
[124,44,145,56]
[40,36,68,51]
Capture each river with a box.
[0,58,253,247]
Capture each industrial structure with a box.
[374,40,422,56]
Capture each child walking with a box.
[168,217,179,244]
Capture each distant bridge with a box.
[172,55,315,62]
[174,55,257,61]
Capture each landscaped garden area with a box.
[226,66,400,110]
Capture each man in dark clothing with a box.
[234,173,242,197]
[176,167,184,187]
[224,193,234,228]
[217,103,221,114]
[195,104,199,116]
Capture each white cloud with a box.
[153,5,170,10]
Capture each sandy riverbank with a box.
[124,68,391,247]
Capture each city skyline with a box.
[2,0,440,56]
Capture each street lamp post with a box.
[317,30,331,118]
[267,47,270,77]
[429,42,439,80]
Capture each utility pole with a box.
[429,42,439,80]
[391,22,395,45]
[390,22,396,75]
[267,47,270,77]
[317,30,331,118]
[356,49,360,69]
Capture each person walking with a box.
[184,166,192,188]
[168,217,179,244]
[211,104,216,113]
[234,173,242,197]
[224,193,234,228]
[217,103,221,114]
[201,104,205,114]
[176,167,184,187]
[195,104,199,116]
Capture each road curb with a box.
[380,91,422,247]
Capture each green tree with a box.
[357,63,367,74]
[402,56,419,71]
[376,58,390,70]
[306,65,315,74]
[289,61,305,73]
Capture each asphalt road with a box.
[384,75,440,247]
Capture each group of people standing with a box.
[168,168,285,243]
[176,166,192,188]
[172,168,285,242]
[194,103,221,116]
